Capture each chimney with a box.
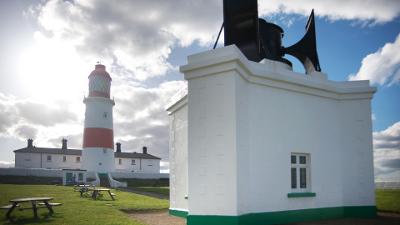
[116,142,121,153]
[62,139,67,150]
[142,146,147,154]
[27,139,33,148]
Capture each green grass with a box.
[118,179,169,188]
[376,189,400,213]
[133,187,169,196]
[0,184,169,225]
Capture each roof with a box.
[14,147,81,156]
[115,152,161,160]
[14,147,161,160]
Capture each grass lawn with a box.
[376,189,400,213]
[0,184,169,225]
[133,187,169,196]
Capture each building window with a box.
[63,156,67,162]
[47,155,52,162]
[119,158,122,165]
[131,159,135,165]
[76,157,80,163]
[78,173,83,181]
[103,148,107,154]
[103,112,108,118]
[291,153,310,192]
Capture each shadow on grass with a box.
[1,213,63,225]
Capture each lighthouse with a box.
[82,63,115,173]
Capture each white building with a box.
[14,139,161,173]
[167,46,376,224]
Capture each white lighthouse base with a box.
[81,148,115,173]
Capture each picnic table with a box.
[89,188,116,200]
[74,184,94,197]
[2,197,62,220]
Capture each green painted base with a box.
[186,206,376,225]
[287,192,316,198]
[169,209,188,218]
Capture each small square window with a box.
[78,173,83,181]
[63,156,67,162]
[131,160,135,165]
[103,148,107,154]
[299,156,306,164]
[291,155,296,164]
[76,157,80,163]
[119,158,122,165]
[47,155,52,161]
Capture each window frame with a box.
[290,153,311,193]
[76,156,80,163]
[47,155,52,162]
[63,155,67,162]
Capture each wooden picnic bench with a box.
[89,188,116,201]
[1,197,62,220]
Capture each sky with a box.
[0,0,399,181]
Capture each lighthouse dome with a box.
[88,64,112,98]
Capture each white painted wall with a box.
[168,99,189,212]
[83,97,114,129]
[15,152,159,174]
[171,45,376,217]
[115,157,160,173]
[15,152,81,169]
[81,148,115,173]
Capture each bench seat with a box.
[0,204,19,210]
[37,202,63,207]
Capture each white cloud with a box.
[259,0,400,24]
[32,0,222,81]
[349,33,400,86]
[373,121,400,182]
[0,161,15,168]
[113,80,187,161]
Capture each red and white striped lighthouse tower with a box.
[82,63,115,172]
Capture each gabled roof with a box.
[14,147,161,160]
[115,152,161,160]
[14,147,81,156]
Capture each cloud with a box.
[349,33,400,86]
[0,93,82,147]
[373,121,400,182]
[32,0,221,81]
[259,0,400,24]
[14,125,38,140]
[16,101,77,126]
[0,161,14,168]
[374,121,400,150]
[113,80,187,161]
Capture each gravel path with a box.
[128,209,185,225]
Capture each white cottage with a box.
[14,139,161,174]
[167,46,376,225]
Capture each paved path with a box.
[128,209,185,225]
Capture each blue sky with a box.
[0,0,399,181]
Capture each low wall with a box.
[0,168,169,182]
[0,167,63,177]
[111,172,169,179]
